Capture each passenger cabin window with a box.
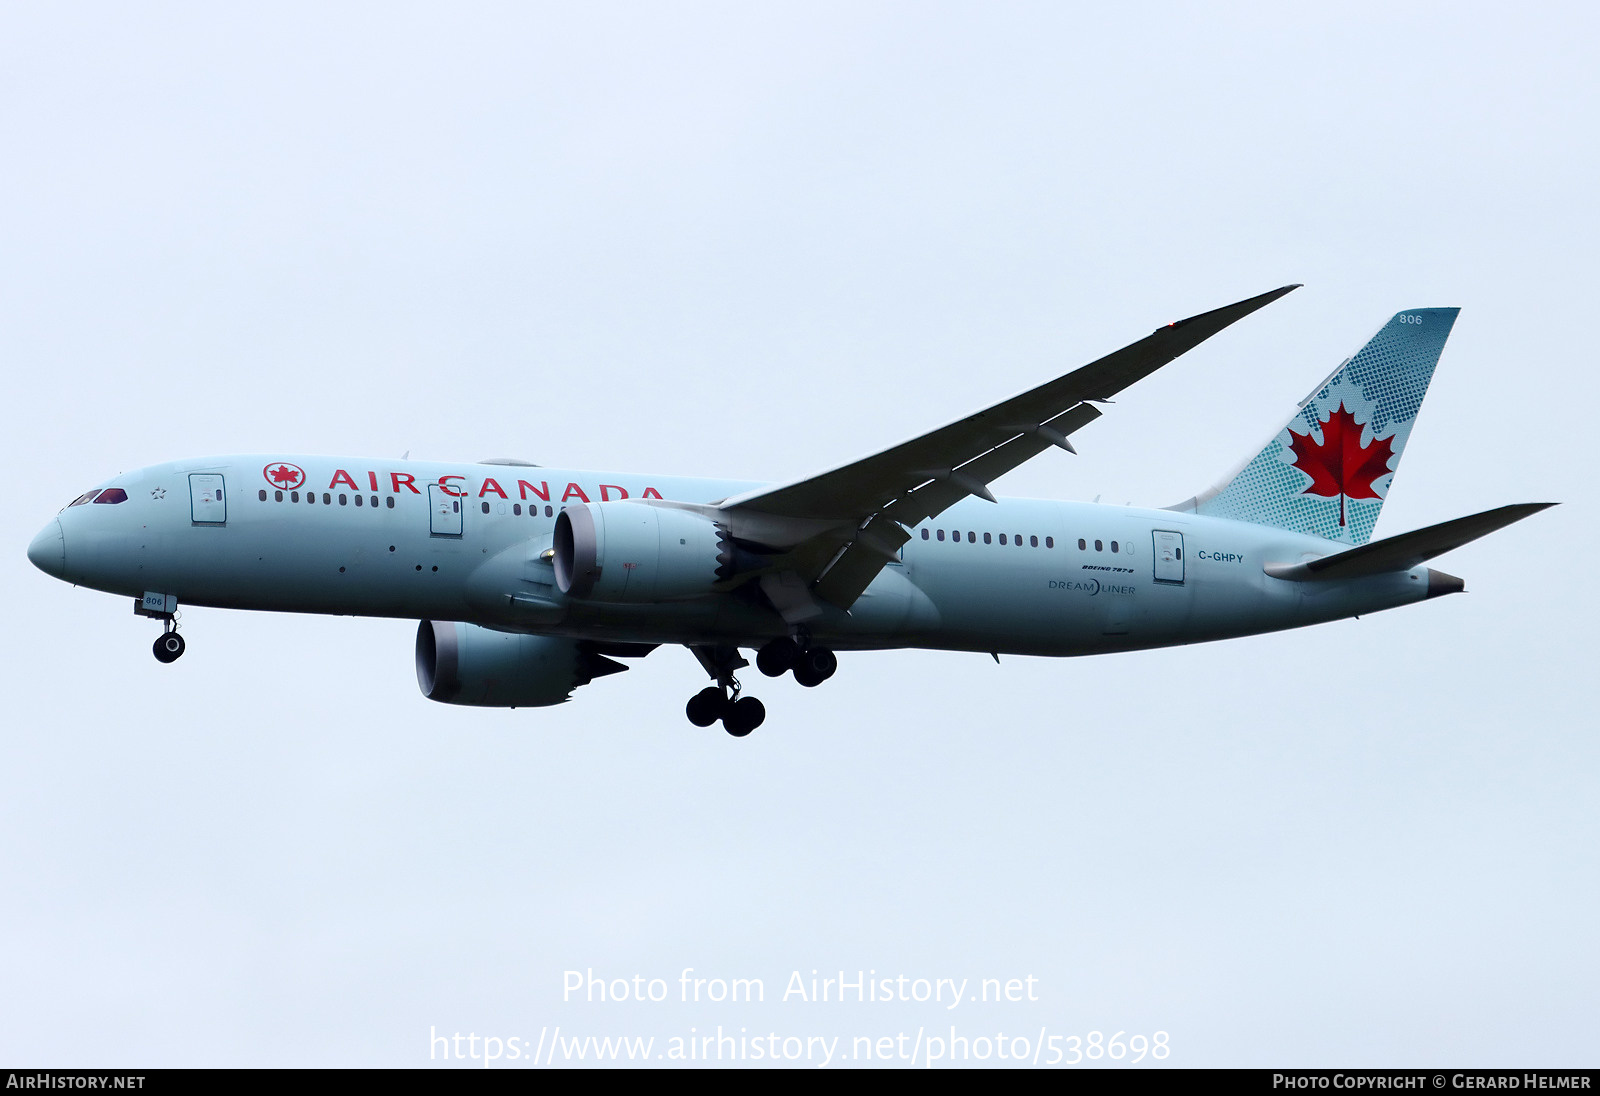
[386,496,394,509]
[983,532,992,544]
[1030,535,1038,547]
[1045,537,1054,548]
[1078,538,1086,550]
[936,529,945,541]
[258,489,267,501]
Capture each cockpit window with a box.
[92,488,129,504]
[68,490,102,506]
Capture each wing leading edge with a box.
[719,284,1301,615]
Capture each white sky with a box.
[3,1,1596,1068]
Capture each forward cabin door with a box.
[428,484,463,537]
[1152,530,1185,584]
[189,474,226,525]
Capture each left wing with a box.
[717,285,1300,614]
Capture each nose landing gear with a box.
[152,628,186,664]
[135,593,185,663]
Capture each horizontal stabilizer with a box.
[1265,503,1555,582]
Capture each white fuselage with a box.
[32,455,1437,657]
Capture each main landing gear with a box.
[686,686,766,738]
[684,637,839,738]
[686,644,765,737]
[755,635,837,688]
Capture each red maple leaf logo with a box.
[264,463,305,490]
[1286,403,1395,527]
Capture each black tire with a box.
[153,632,185,663]
[685,687,725,727]
[792,662,823,688]
[756,637,798,677]
[723,696,765,737]
[804,647,837,681]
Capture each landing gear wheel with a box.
[152,631,186,664]
[686,687,726,727]
[723,696,766,737]
[793,646,836,687]
[756,637,799,677]
[802,647,837,680]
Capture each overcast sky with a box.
[3,1,1596,1068]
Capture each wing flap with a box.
[812,516,914,608]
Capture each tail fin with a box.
[1176,307,1460,545]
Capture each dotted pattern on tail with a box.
[1195,308,1459,546]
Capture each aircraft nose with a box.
[28,519,65,579]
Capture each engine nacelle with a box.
[553,501,731,602]
[416,621,601,707]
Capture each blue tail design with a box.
[1177,308,1459,545]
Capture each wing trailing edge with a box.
[723,284,1301,610]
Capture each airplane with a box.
[26,286,1553,737]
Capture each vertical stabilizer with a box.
[1180,307,1459,545]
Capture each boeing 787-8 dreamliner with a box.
[27,286,1551,736]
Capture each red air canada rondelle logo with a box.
[264,462,306,491]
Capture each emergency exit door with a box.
[428,484,463,536]
[1152,530,1184,584]
[189,474,226,524]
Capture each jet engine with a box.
[415,621,625,707]
[553,501,734,602]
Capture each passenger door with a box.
[189,474,227,525]
[428,484,463,537]
[1152,530,1184,584]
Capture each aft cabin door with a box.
[428,484,463,537]
[189,474,226,525]
[1152,530,1184,584]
